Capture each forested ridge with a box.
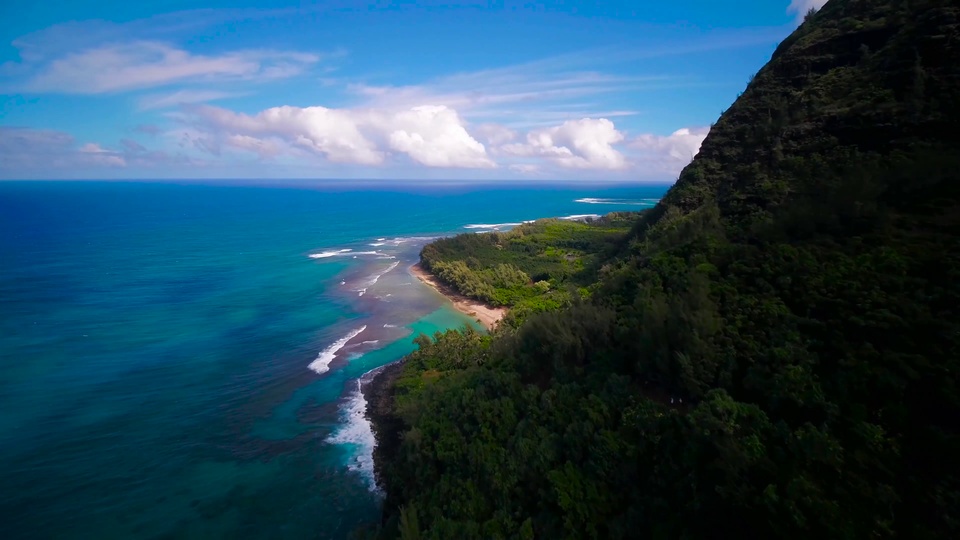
[365,1,960,538]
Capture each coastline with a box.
[409,262,507,331]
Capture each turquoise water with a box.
[0,180,668,539]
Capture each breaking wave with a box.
[574,197,660,205]
[326,365,389,493]
[307,326,366,375]
[559,213,601,221]
[357,261,400,296]
[309,249,352,259]
[309,249,393,260]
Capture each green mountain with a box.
[367,0,960,537]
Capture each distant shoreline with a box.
[409,262,506,330]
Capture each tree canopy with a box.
[366,1,960,538]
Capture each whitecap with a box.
[383,235,441,245]
[309,248,353,259]
[355,261,400,296]
[463,222,524,230]
[307,326,366,374]
[310,248,394,260]
[326,366,387,493]
[573,197,660,206]
[559,214,601,221]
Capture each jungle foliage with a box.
[366,1,960,538]
[420,213,640,323]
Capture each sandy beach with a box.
[410,263,507,330]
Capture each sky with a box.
[0,0,828,181]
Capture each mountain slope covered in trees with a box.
[368,1,960,537]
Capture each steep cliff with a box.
[370,1,960,537]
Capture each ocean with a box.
[0,180,668,539]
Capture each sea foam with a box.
[326,366,387,493]
[309,249,352,259]
[464,222,522,229]
[357,261,400,296]
[307,326,366,374]
[310,249,395,260]
[559,213,601,221]
[574,197,660,205]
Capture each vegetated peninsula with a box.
[414,213,641,328]
[367,0,960,538]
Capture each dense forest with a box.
[420,213,640,324]
[365,0,960,538]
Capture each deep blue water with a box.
[0,180,668,539]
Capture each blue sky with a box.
[0,0,826,181]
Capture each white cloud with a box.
[383,106,493,168]
[787,0,829,21]
[186,103,494,168]
[502,118,626,170]
[79,143,127,166]
[0,127,76,171]
[0,128,123,170]
[139,89,242,110]
[0,127,201,177]
[225,134,284,158]
[7,41,319,94]
[332,26,786,131]
[335,47,681,132]
[509,164,540,175]
[474,123,517,146]
[191,105,383,165]
[629,126,709,175]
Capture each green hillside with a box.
[368,1,960,538]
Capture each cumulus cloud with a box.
[224,134,284,158]
[190,105,385,165]
[383,106,493,168]
[629,126,709,175]
[186,103,495,168]
[502,118,626,170]
[5,41,319,94]
[474,123,517,146]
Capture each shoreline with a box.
[409,262,507,331]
